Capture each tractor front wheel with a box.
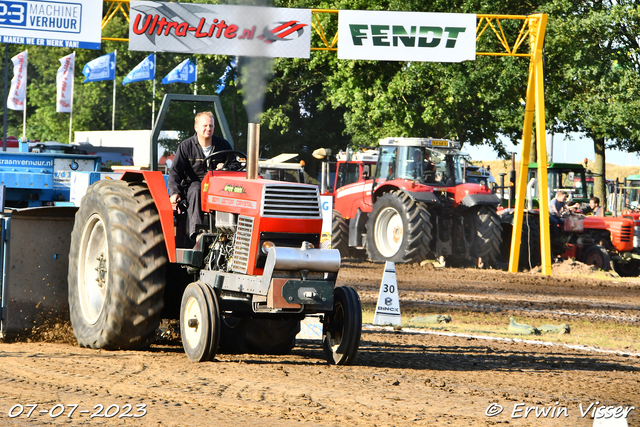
[323,286,362,365]
[366,191,432,263]
[180,282,220,362]
[68,180,167,350]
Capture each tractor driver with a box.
[168,111,234,241]
[424,150,436,172]
[418,149,436,183]
[549,190,572,238]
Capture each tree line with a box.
[1,0,639,201]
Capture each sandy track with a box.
[1,261,639,426]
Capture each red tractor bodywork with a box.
[200,171,322,276]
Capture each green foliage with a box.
[1,0,638,184]
[541,0,640,199]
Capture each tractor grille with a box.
[620,225,633,243]
[232,215,254,274]
[261,184,322,218]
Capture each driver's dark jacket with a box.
[168,134,232,197]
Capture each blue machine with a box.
[0,150,101,208]
[0,149,101,339]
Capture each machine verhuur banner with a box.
[7,50,28,111]
[338,10,476,62]
[129,1,312,59]
[0,0,103,50]
[56,52,75,113]
[123,54,156,85]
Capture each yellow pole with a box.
[508,62,534,273]
[508,14,550,274]
[531,14,552,275]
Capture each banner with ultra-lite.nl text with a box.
[129,1,311,59]
[338,10,476,62]
[0,0,103,49]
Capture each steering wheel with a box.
[204,150,247,172]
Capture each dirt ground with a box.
[1,260,639,426]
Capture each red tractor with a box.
[66,124,362,365]
[499,208,640,275]
[323,137,502,267]
[497,162,640,275]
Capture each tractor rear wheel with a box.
[366,191,432,263]
[332,210,365,259]
[462,205,502,268]
[218,316,300,355]
[612,251,640,277]
[323,286,362,365]
[582,245,611,271]
[68,180,167,350]
[498,213,541,271]
[180,282,220,362]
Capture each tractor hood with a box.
[202,173,322,220]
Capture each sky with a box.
[464,132,640,167]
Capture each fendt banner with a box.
[0,0,102,49]
[129,1,312,59]
[338,10,476,62]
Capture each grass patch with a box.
[362,304,640,354]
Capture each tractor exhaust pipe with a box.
[246,122,259,180]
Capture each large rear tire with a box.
[498,213,541,271]
[323,286,362,365]
[366,191,432,263]
[68,180,167,350]
[463,206,503,268]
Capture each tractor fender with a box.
[120,170,177,263]
[460,193,500,208]
[348,208,369,247]
[372,183,438,205]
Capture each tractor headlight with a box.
[261,241,275,254]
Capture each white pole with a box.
[112,49,117,131]
[152,75,156,130]
[22,50,27,139]
[69,52,75,144]
[193,58,198,115]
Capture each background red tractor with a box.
[320,137,503,267]
[497,162,640,275]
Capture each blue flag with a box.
[162,59,196,84]
[83,52,116,83]
[216,58,236,94]
[123,54,155,86]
